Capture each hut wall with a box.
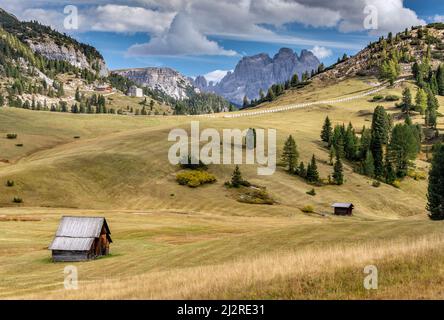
[52,250,91,262]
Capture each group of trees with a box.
[321,107,422,185]
[281,134,343,185]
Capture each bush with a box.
[15,144,23,147]
[237,188,274,205]
[392,180,401,188]
[13,196,23,203]
[176,170,216,188]
[371,95,384,102]
[372,181,381,188]
[301,205,314,213]
[407,170,427,181]
[385,95,400,101]
[306,188,316,196]
[6,180,14,187]
[6,133,17,139]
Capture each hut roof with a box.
[49,236,95,251]
[331,203,354,208]
[49,216,112,251]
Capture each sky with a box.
[1,0,443,81]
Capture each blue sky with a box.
[1,0,443,80]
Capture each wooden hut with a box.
[332,203,354,216]
[49,216,112,262]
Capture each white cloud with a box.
[0,0,427,56]
[203,70,232,84]
[433,15,444,23]
[310,46,332,59]
[127,13,237,56]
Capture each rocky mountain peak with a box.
[195,48,320,105]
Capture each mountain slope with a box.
[195,48,320,105]
[0,8,108,76]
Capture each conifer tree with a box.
[427,144,444,220]
[231,165,243,188]
[415,87,427,115]
[371,106,388,178]
[401,87,413,114]
[321,116,333,145]
[332,154,344,185]
[306,155,319,183]
[282,135,299,173]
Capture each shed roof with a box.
[55,216,110,238]
[49,236,95,251]
[49,216,112,251]
[331,203,354,208]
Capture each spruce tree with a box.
[332,154,344,185]
[298,161,307,178]
[306,155,319,183]
[371,106,388,178]
[401,87,412,114]
[437,64,444,96]
[321,116,333,144]
[427,144,444,220]
[231,165,243,188]
[282,135,299,173]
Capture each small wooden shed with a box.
[332,203,354,216]
[49,216,112,262]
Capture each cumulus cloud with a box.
[0,0,427,56]
[127,13,237,56]
[310,46,333,59]
[203,70,232,84]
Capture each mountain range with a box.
[194,48,320,105]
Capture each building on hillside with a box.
[127,85,143,97]
[331,203,354,216]
[49,216,112,262]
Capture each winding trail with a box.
[197,79,406,119]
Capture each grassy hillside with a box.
[1,76,444,299]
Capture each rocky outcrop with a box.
[195,48,320,105]
[26,39,108,77]
[115,67,195,100]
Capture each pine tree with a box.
[75,87,81,102]
[437,64,444,96]
[332,154,344,185]
[427,144,444,220]
[388,124,419,178]
[231,165,243,188]
[306,155,319,183]
[362,151,375,177]
[401,87,412,114]
[415,87,427,115]
[426,89,438,129]
[297,161,307,178]
[384,154,396,185]
[266,88,275,101]
[371,106,388,178]
[291,74,299,87]
[282,135,299,172]
[321,116,333,144]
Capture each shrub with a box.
[6,133,17,139]
[407,170,427,181]
[371,95,384,102]
[13,196,23,203]
[176,170,216,188]
[392,180,401,188]
[15,144,23,147]
[385,95,400,101]
[372,181,381,188]
[237,188,274,205]
[74,136,81,139]
[6,180,14,187]
[306,188,316,196]
[301,205,314,213]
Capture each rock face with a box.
[115,67,195,100]
[26,40,108,77]
[195,48,320,105]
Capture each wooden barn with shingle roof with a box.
[49,216,112,262]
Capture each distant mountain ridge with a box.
[114,67,195,100]
[194,48,320,105]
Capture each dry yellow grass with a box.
[1,76,444,299]
[19,234,444,300]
